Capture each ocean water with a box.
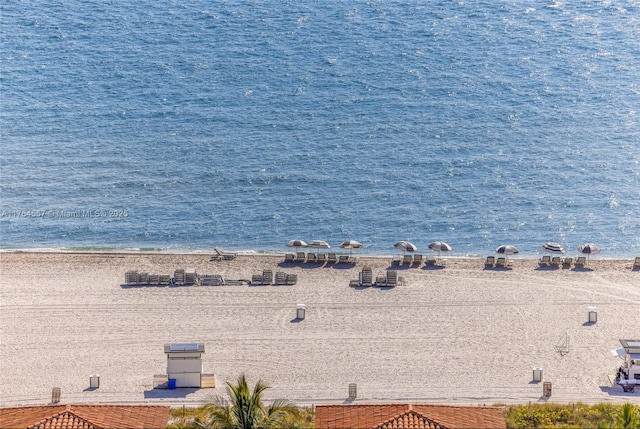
[1,1,639,257]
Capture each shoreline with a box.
[1,248,638,261]
[1,251,638,408]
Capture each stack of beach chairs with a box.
[251,270,297,285]
[124,270,171,286]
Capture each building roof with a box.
[0,404,171,429]
[315,404,506,429]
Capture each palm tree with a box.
[199,374,299,429]
[616,402,639,429]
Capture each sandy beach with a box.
[1,251,639,408]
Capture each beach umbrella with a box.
[308,240,330,255]
[495,244,519,255]
[394,241,418,254]
[542,242,565,254]
[578,243,601,262]
[286,239,308,253]
[340,240,363,256]
[496,244,519,264]
[428,241,452,261]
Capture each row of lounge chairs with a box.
[391,254,444,267]
[284,252,355,264]
[125,268,197,286]
[538,255,586,268]
[484,256,513,268]
[350,267,400,288]
[251,269,297,285]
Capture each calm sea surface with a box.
[1,1,639,257]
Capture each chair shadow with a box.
[421,265,446,271]
[572,266,594,272]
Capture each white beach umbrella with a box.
[308,240,330,254]
[542,242,565,254]
[577,243,601,262]
[286,239,308,253]
[394,241,418,254]
[340,240,363,256]
[428,241,452,260]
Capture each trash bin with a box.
[533,367,543,382]
[89,375,100,389]
[588,307,597,323]
[543,381,552,397]
[296,304,306,320]
[348,383,357,399]
[168,378,176,389]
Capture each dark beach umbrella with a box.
[286,239,308,253]
[542,242,565,254]
[495,244,519,255]
[578,243,601,262]
[428,241,452,260]
[394,241,418,254]
[496,244,519,264]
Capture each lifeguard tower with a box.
[612,339,640,392]
[164,343,205,388]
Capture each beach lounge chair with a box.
[339,255,350,264]
[213,247,236,260]
[327,253,338,264]
[295,252,306,263]
[285,274,297,285]
[360,266,373,287]
[306,253,317,264]
[575,256,587,267]
[125,271,138,285]
[275,271,286,285]
[317,253,327,264]
[539,255,551,266]
[496,257,507,268]
[386,270,398,287]
[284,253,295,263]
[550,256,561,267]
[391,255,402,266]
[402,254,413,266]
[375,274,387,287]
[251,274,263,285]
[137,272,149,285]
[158,274,171,286]
[349,279,360,287]
[200,274,224,286]
[426,256,437,267]
[412,254,423,266]
[633,257,640,269]
[149,274,160,285]
[562,257,573,268]
[485,256,495,267]
[174,269,185,285]
[262,269,273,285]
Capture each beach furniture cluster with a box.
[284,251,356,265]
[350,266,400,288]
[251,269,297,285]
[391,253,445,267]
[124,268,234,286]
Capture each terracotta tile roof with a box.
[0,405,171,429]
[315,404,506,429]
